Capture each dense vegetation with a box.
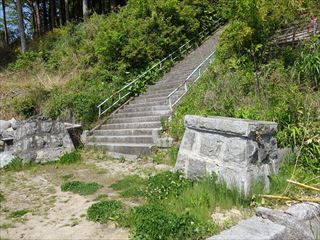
[2,0,218,127]
[169,0,320,174]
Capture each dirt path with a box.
[0,152,172,240]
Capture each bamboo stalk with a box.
[261,195,320,203]
[287,179,320,192]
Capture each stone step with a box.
[93,128,161,136]
[114,110,170,118]
[123,105,170,112]
[141,89,185,98]
[88,135,154,144]
[148,83,182,91]
[100,121,162,130]
[133,95,168,103]
[87,142,153,155]
[129,99,167,106]
[126,101,167,108]
[108,115,168,124]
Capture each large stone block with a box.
[175,115,279,194]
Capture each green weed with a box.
[87,200,125,224]
[110,175,146,198]
[9,209,29,218]
[3,158,24,172]
[0,223,15,229]
[0,191,4,202]
[145,171,191,202]
[59,151,82,165]
[61,181,102,195]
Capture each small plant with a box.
[59,151,82,165]
[0,191,5,202]
[9,209,29,218]
[87,200,124,224]
[3,158,24,172]
[61,181,102,195]
[110,175,146,198]
[145,171,191,202]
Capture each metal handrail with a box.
[167,50,216,111]
[97,18,223,117]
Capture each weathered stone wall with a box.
[0,118,77,166]
[12,119,75,162]
[208,203,320,240]
[175,115,279,194]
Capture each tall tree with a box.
[42,0,48,31]
[65,0,69,22]
[83,0,88,18]
[1,0,9,45]
[16,0,27,52]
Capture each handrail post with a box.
[169,97,172,111]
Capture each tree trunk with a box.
[60,0,66,25]
[42,0,48,32]
[34,0,42,35]
[65,0,69,22]
[16,0,27,52]
[83,0,89,18]
[49,0,56,28]
[1,0,9,45]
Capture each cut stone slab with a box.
[175,115,279,194]
[207,216,286,240]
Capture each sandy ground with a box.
[0,150,171,240]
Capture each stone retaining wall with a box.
[0,117,81,167]
[175,115,279,194]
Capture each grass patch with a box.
[94,194,109,201]
[59,151,82,165]
[61,181,102,195]
[269,155,320,198]
[0,223,15,229]
[3,158,24,172]
[130,204,218,240]
[9,209,29,218]
[111,175,146,198]
[151,146,178,166]
[87,200,126,225]
[0,191,5,202]
[61,174,74,181]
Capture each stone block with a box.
[207,216,286,240]
[175,115,279,194]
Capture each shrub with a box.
[13,87,50,118]
[61,181,102,195]
[59,151,82,165]
[87,200,124,224]
[145,171,191,202]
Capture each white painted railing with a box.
[97,19,223,117]
[167,50,216,111]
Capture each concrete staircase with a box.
[87,30,222,158]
